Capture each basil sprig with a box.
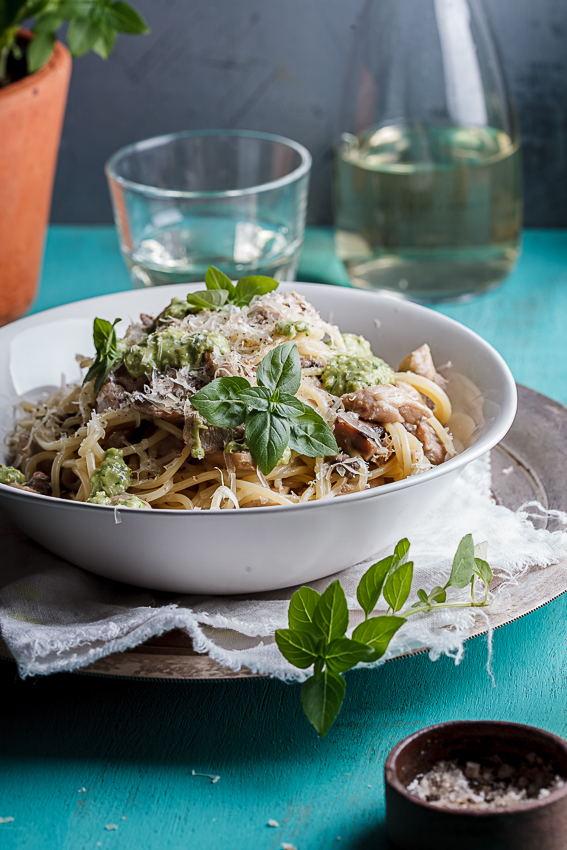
[276,534,494,736]
[190,342,338,475]
[185,266,279,312]
[83,317,123,394]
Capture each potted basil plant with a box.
[0,1,149,327]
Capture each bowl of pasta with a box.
[0,273,516,594]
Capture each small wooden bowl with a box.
[385,721,567,850]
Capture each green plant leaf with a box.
[27,31,55,71]
[1,0,29,30]
[312,580,349,643]
[256,342,301,395]
[288,586,321,631]
[271,392,305,419]
[275,629,320,669]
[394,538,410,565]
[245,409,289,475]
[383,562,414,613]
[288,405,339,458]
[447,533,475,589]
[186,290,229,312]
[67,17,100,56]
[106,1,150,34]
[83,317,123,394]
[428,585,447,603]
[352,615,406,659]
[324,638,375,674]
[417,588,428,604]
[190,376,250,428]
[92,21,117,59]
[239,386,271,412]
[356,555,394,618]
[33,13,64,34]
[301,669,346,737]
[232,275,279,307]
[473,557,493,587]
[205,266,235,296]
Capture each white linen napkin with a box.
[1,454,566,680]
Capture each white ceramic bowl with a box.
[0,284,516,594]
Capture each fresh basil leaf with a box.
[67,17,100,56]
[474,541,488,561]
[92,21,117,59]
[83,317,122,394]
[190,377,250,428]
[245,409,289,475]
[288,405,339,458]
[383,562,414,613]
[428,585,447,603]
[352,615,406,660]
[312,580,349,644]
[288,586,321,631]
[232,275,279,307]
[186,289,229,312]
[256,342,301,395]
[324,638,375,674]
[271,393,305,419]
[417,588,428,604]
[239,386,271,412]
[33,13,64,34]
[205,266,235,296]
[27,31,55,71]
[356,555,394,618]
[105,1,150,34]
[393,538,410,566]
[447,533,475,589]
[275,628,320,669]
[301,669,345,737]
[473,557,493,587]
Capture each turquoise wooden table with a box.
[2,228,567,849]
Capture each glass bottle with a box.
[334,0,522,303]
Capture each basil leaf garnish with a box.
[83,317,123,394]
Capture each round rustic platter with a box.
[1,384,566,680]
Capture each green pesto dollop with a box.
[341,333,373,357]
[0,464,25,485]
[87,491,149,509]
[275,320,311,339]
[321,354,394,396]
[89,448,131,498]
[160,297,191,322]
[123,328,230,378]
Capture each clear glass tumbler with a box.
[334,0,522,303]
[105,130,311,287]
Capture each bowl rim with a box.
[104,128,312,199]
[0,282,517,516]
[385,719,567,816]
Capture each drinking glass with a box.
[334,0,522,303]
[105,130,311,287]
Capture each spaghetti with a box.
[4,287,472,510]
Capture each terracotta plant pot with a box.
[0,32,71,326]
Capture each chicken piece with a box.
[205,450,256,471]
[333,413,388,462]
[103,425,135,450]
[398,343,448,389]
[113,364,147,394]
[416,420,446,465]
[183,412,245,456]
[342,384,431,425]
[96,380,129,413]
[130,398,185,424]
[24,471,52,496]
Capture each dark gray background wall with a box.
[51,0,567,227]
